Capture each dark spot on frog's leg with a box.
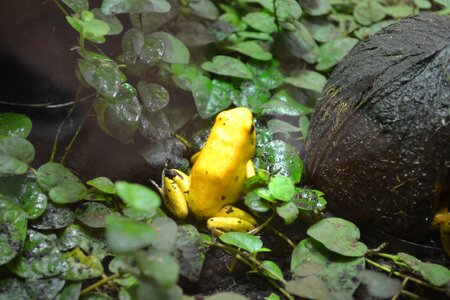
[223,123,226,126]
[205,171,208,175]
[238,220,241,224]
[226,206,234,214]
[234,176,239,181]
[221,195,226,201]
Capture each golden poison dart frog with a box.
[163,107,257,234]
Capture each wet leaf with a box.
[7,230,68,279]
[174,224,205,281]
[106,215,156,253]
[398,252,450,286]
[307,217,368,257]
[176,21,215,47]
[302,19,342,43]
[64,248,104,280]
[121,29,164,65]
[244,190,271,213]
[140,137,188,171]
[55,281,82,300]
[62,0,89,13]
[188,0,219,20]
[36,162,86,204]
[383,5,414,18]
[291,238,364,295]
[262,89,312,117]
[171,64,203,91]
[254,139,303,183]
[66,13,110,43]
[316,37,358,70]
[202,56,253,79]
[92,8,123,35]
[30,201,75,230]
[139,110,171,140]
[192,77,234,119]
[136,250,179,287]
[78,57,121,98]
[0,278,30,299]
[148,32,190,64]
[353,0,386,26]
[262,260,284,281]
[359,270,402,298]
[281,21,318,64]
[227,41,272,61]
[268,175,295,201]
[234,81,271,114]
[137,81,170,112]
[58,224,107,260]
[219,232,269,254]
[86,177,116,194]
[101,0,170,15]
[0,137,35,175]
[24,277,65,300]
[284,70,327,93]
[0,113,32,138]
[276,201,299,225]
[247,60,284,90]
[76,202,114,228]
[115,181,160,214]
[300,0,332,16]
[242,12,277,33]
[0,200,28,265]
[151,217,178,251]
[285,276,330,299]
[293,188,326,211]
[81,292,113,300]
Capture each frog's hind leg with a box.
[163,169,190,219]
[432,208,450,257]
[207,205,257,235]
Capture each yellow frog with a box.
[163,107,257,233]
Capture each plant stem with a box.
[80,273,120,295]
[268,225,296,249]
[175,133,193,149]
[50,101,76,162]
[248,213,275,235]
[51,0,69,16]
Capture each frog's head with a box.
[215,107,256,150]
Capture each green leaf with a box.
[0,200,28,265]
[256,188,276,202]
[302,19,342,43]
[354,20,396,40]
[300,0,332,16]
[262,89,313,117]
[192,77,234,119]
[0,137,34,175]
[240,0,302,20]
[353,0,386,26]
[291,238,364,295]
[148,32,190,64]
[284,70,327,93]
[254,140,303,183]
[262,260,284,281]
[201,56,253,79]
[316,38,358,71]
[174,224,205,281]
[383,5,414,18]
[281,21,318,64]
[0,113,32,138]
[101,0,171,15]
[219,232,269,254]
[171,64,203,91]
[151,217,178,252]
[234,81,271,114]
[265,293,280,300]
[58,224,107,260]
[0,278,30,299]
[115,181,161,214]
[398,253,450,286]
[307,217,368,257]
[268,175,295,201]
[136,250,179,287]
[30,201,75,230]
[244,190,271,212]
[86,177,116,194]
[106,215,156,253]
[7,230,67,279]
[434,0,450,8]
[414,0,432,9]
[299,115,310,139]
[122,29,164,65]
[65,14,110,43]
[285,277,331,299]
[276,201,299,225]
[204,293,249,300]
[24,278,66,300]
[55,281,82,300]
[48,182,87,204]
[92,8,123,35]
[247,60,284,90]
[188,0,219,20]
[76,202,114,228]
[227,41,272,61]
[64,248,104,280]
[359,270,402,298]
[77,57,121,98]
[62,0,89,13]
[293,188,327,211]
[137,81,170,112]
[242,12,277,33]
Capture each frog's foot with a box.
[163,169,190,219]
[207,205,257,235]
[432,208,450,257]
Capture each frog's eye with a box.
[250,124,255,135]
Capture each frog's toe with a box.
[215,205,257,226]
[207,217,255,234]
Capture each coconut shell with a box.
[306,13,450,242]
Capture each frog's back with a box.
[188,108,256,219]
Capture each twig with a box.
[80,273,120,295]
[248,213,275,235]
[51,0,69,16]
[50,101,76,162]
[268,225,296,249]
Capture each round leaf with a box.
[227,41,272,61]
[0,200,28,265]
[316,38,359,71]
[24,278,65,300]
[268,175,295,201]
[86,177,116,194]
[174,224,205,282]
[201,56,253,79]
[148,32,190,64]
[192,77,234,119]
[137,81,170,112]
[0,137,35,175]
[0,113,32,138]
[219,232,268,254]
[136,250,179,287]
[284,70,327,93]
[63,248,104,280]
[77,58,121,98]
[354,0,386,26]
[101,0,171,15]
[300,0,332,16]
[242,12,277,33]
[115,181,161,214]
[49,182,87,204]
[30,201,75,230]
[36,162,81,191]
[281,21,318,64]
[307,218,368,257]
[76,202,114,228]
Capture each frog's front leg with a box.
[163,169,190,219]
[206,160,257,235]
